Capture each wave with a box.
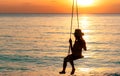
[104,73,120,76]
[0,66,29,72]
[0,54,62,66]
[0,54,39,63]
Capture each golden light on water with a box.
[79,16,91,42]
[78,68,93,72]
[79,16,90,29]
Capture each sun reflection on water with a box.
[79,16,91,41]
[80,16,90,29]
[78,68,93,73]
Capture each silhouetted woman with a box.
[59,29,87,75]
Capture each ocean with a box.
[0,14,120,76]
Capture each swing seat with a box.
[65,54,84,62]
[75,55,84,60]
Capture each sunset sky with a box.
[0,0,120,13]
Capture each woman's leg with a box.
[60,55,75,74]
[62,58,67,72]
[70,61,75,75]
[59,56,68,74]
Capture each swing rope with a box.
[76,0,80,28]
[68,0,80,55]
[70,0,74,39]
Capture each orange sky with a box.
[0,0,120,13]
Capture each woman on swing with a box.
[59,29,87,75]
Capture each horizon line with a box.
[0,13,120,14]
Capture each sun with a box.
[77,0,94,7]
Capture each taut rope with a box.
[68,0,80,55]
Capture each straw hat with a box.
[74,29,84,37]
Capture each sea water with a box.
[0,14,120,76]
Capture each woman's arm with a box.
[69,38,73,50]
[83,40,87,51]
